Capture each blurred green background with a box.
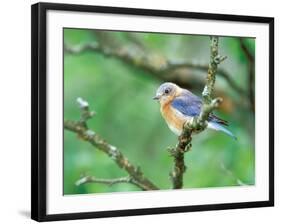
[63,28,255,195]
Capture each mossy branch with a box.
[64,98,159,191]
[170,36,225,189]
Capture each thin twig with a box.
[64,98,159,191]
[76,175,136,187]
[220,162,247,186]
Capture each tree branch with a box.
[64,35,245,99]
[170,36,224,189]
[64,98,159,191]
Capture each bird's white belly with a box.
[166,122,182,136]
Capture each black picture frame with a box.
[31,2,274,222]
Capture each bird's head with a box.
[153,82,181,104]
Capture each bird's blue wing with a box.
[171,90,229,126]
[171,90,202,117]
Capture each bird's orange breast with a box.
[160,102,187,135]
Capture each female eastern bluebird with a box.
[153,82,236,140]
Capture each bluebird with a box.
[153,82,236,140]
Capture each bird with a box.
[153,82,236,140]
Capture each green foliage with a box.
[64,29,255,194]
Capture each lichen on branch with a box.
[170,36,225,189]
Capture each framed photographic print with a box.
[31,2,274,222]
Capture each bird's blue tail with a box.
[208,122,237,140]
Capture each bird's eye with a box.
[164,88,170,94]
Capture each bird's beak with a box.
[153,94,161,100]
